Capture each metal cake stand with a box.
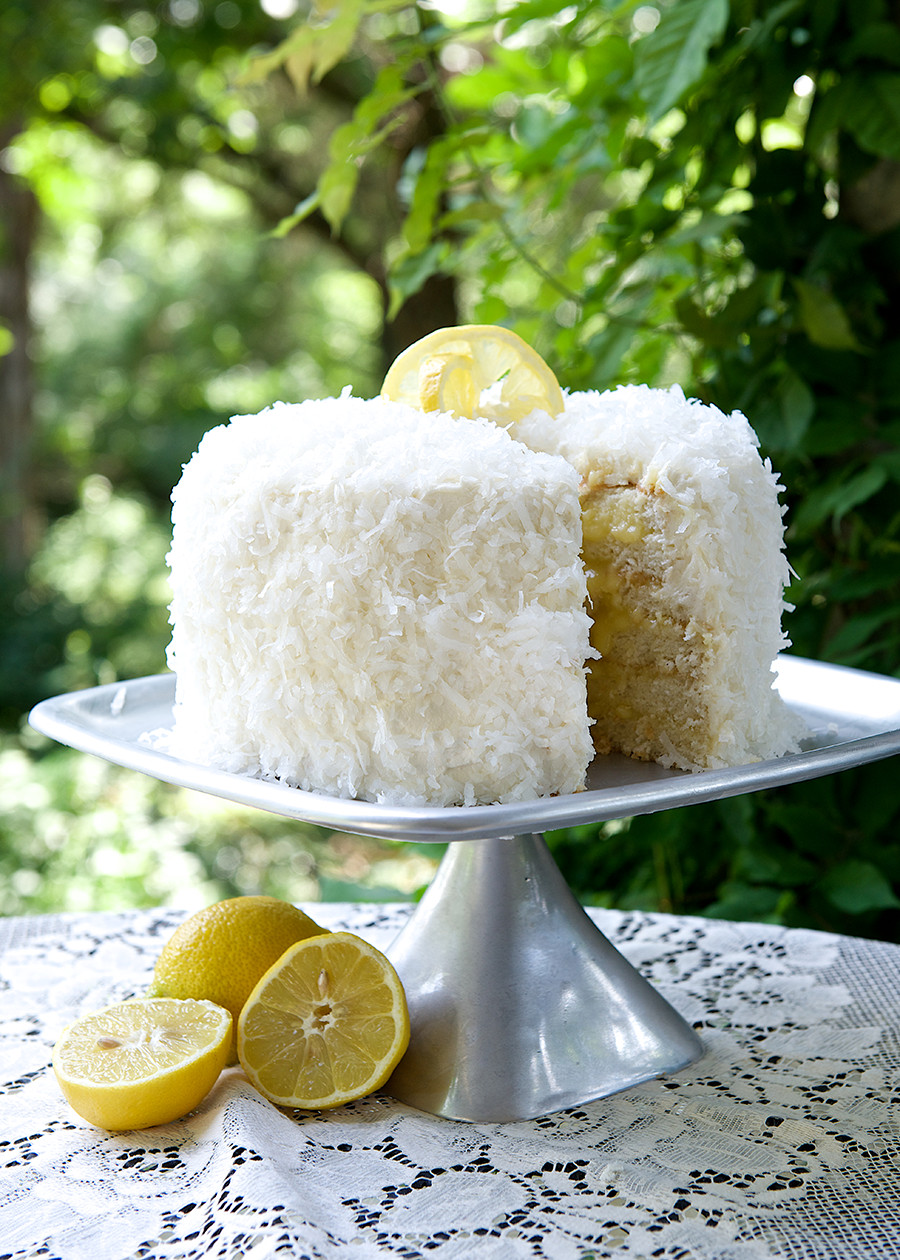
[29,655,900,1122]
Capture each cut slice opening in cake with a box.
[516,383,806,771]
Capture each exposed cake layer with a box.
[166,393,594,806]
[517,384,804,770]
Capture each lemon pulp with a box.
[52,997,232,1131]
[237,931,410,1110]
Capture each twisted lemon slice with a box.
[381,324,564,427]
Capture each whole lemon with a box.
[147,896,325,1059]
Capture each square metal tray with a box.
[28,655,900,842]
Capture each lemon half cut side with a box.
[52,997,232,1131]
[237,931,410,1111]
[381,324,564,427]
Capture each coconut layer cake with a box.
[517,384,804,771]
[165,393,594,807]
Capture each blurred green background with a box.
[2,0,899,937]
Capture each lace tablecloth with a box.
[2,901,899,1259]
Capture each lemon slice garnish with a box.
[381,324,564,427]
[52,997,232,1130]
[237,931,410,1111]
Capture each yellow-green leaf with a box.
[240,0,366,94]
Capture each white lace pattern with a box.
[2,903,899,1259]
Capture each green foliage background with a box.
[2,0,899,935]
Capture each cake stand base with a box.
[386,832,704,1122]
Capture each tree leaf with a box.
[844,22,900,68]
[827,466,887,527]
[824,607,899,658]
[241,0,367,93]
[842,72,900,161]
[810,72,900,161]
[792,278,865,351]
[319,150,359,233]
[737,0,806,56]
[817,861,900,915]
[319,64,419,231]
[875,448,900,484]
[387,241,451,320]
[269,190,321,239]
[401,138,453,255]
[793,464,889,532]
[634,0,729,121]
[702,882,787,924]
[777,369,815,450]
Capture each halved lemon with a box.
[380,324,564,427]
[52,997,232,1131]
[237,932,410,1111]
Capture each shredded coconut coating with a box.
[166,392,594,805]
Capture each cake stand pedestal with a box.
[385,832,702,1121]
